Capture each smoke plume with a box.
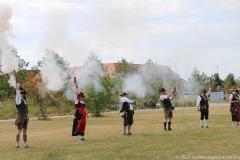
[65,54,105,100]
[73,54,105,92]
[41,49,68,92]
[0,4,18,74]
[122,63,179,97]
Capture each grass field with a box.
[0,106,240,160]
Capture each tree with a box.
[210,73,223,91]
[35,50,71,119]
[37,49,70,71]
[224,73,236,92]
[0,47,29,100]
[115,58,135,76]
[84,75,115,117]
[188,68,209,91]
[11,48,29,70]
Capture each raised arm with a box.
[14,70,22,105]
[206,83,212,97]
[73,77,79,95]
[13,70,20,91]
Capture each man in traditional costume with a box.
[72,77,87,141]
[229,90,240,127]
[119,92,135,136]
[196,85,211,128]
[14,71,29,148]
[159,88,175,131]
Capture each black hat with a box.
[159,88,166,93]
[202,89,207,94]
[20,87,26,95]
[78,92,85,98]
[120,92,128,97]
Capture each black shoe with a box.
[206,126,208,128]
[168,128,172,131]
[127,133,132,135]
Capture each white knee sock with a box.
[232,121,237,127]
[128,125,131,134]
[205,120,208,127]
[200,120,204,127]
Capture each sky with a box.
[1,0,240,80]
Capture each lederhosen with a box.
[120,102,134,126]
[230,95,239,122]
[161,98,173,119]
[15,99,29,130]
[72,101,87,136]
[200,95,209,120]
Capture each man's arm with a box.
[206,83,212,97]
[73,77,79,95]
[14,70,21,105]
[13,70,20,91]
[196,96,201,111]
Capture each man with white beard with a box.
[119,92,135,136]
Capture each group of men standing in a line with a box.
[12,71,240,148]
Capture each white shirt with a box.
[196,96,202,107]
[196,93,210,107]
[15,90,27,105]
[160,95,173,101]
[119,97,134,112]
[73,95,85,105]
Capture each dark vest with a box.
[75,101,86,109]
[121,102,130,112]
[231,95,239,108]
[200,95,209,110]
[74,101,86,120]
[16,99,28,116]
[162,98,172,109]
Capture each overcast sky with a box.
[1,0,240,80]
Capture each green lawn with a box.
[0,106,239,160]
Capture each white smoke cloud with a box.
[73,55,105,92]
[64,54,105,100]
[41,49,68,92]
[0,3,18,74]
[8,72,16,88]
[123,73,151,98]
[122,63,179,97]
